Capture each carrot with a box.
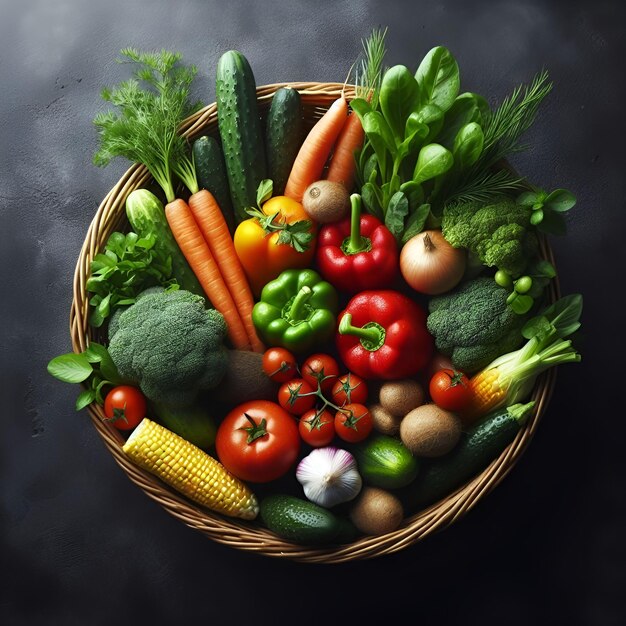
[325,111,365,190]
[188,189,265,353]
[165,198,251,351]
[284,96,348,202]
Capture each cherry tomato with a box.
[331,373,368,406]
[262,347,298,383]
[429,369,472,412]
[103,385,146,431]
[277,378,316,415]
[334,403,373,443]
[299,408,336,447]
[215,400,300,483]
[301,353,340,395]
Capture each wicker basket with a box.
[70,82,558,563]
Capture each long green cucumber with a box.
[125,189,206,300]
[215,50,267,222]
[150,402,216,450]
[192,135,236,234]
[265,87,303,195]
[406,402,535,511]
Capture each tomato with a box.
[429,369,472,412]
[262,347,298,383]
[334,403,372,443]
[277,378,316,415]
[301,353,340,395]
[215,400,300,483]
[103,385,146,431]
[298,408,335,447]
[331,373,368,406]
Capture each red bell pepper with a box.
[336,290,434,380]
[316,194,398,294]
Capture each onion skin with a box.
[400,230,466,295]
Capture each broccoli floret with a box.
[427,277,527,373]
[442,198,538,277]
[108,288,228,407]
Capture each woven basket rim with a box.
[69,81,559,563]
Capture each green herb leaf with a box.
[509,294,534,315]
[415,46,460,112]
[544,188,576,212]
[275,220,314,253]
[402,203,431,244]
[47,354,93,383]
[452,122,484,170]
[256,179,274,206]
[530,209,544,225]
[75,389,97,411]
[380,65,420,139]
[413,143,454,184]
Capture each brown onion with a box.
[400,230,466,295]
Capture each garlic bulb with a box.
[296,447,362,508]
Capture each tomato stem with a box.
[240,413,268,444]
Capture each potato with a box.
[400,404,461,457]
[379,379,425,417]
[350,487,404,535]
[369,403,402,436]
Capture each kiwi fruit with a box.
[302,180,350,223]
[379,379,425,417]
[400,404,462,457]
[350,487,404,535]
[370,403,402,436]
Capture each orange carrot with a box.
[284,96,348,202]
[165,198,251,351]
[325,111,365,190]
[188,189,265,353]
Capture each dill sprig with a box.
[93,48,201,203]
[445,168,525,205]
[355,27,387,108]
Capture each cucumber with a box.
[192,135,236,235]
[406,402,535,511]
[150,402,216,450]
[353,435,419,489]
[260,495,344,545]
[265,87,303,195]
[216,50,267,223]
[125,189,205,299]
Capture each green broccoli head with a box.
[442,198,538,277]
[427,277,527,373]
[108,288,228,407]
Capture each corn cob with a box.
[463,368,508,422]
[123,418,259,520]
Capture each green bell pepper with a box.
[252,269,338,353]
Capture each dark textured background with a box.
[1,1,624,624]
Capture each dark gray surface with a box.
[1,1,624,624]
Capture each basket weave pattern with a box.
[70,82,558,563]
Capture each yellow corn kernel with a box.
[465,368,508,421]
[123,419,259,520]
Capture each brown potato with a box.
[379,379,425,417]
[350,487,404,535]
[400,404,462,457]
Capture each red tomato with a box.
[334,403,373,443]
[298,409,335,447]
[262,347,298,383]
[331,373,368,406]
[429,369,472,412]
[215,400,300,483]
[277,378,316,415]
[423,352,456,384]
[301,353,340,395]
[103,385,146,431]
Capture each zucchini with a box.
[125,189,205,299]
[406,402,535,511]
[150,402,216,450]
[215,50,267,222]
[265,87,303,195]
[192,135,236,235]
[260,494,344,545]
[352,435,419,489]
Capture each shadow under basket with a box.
[70,82,559,563]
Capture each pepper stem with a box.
[338,314,386,351]
[288,286,313,322]
[345,194,365,254]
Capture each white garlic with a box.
[296,447,362,508]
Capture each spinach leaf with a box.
[47,354,93,384]
[415,46,460,112]
[452,122,484,170]
[385,192,410,242]
[362,111,395,172]
[402,203,431,244]
[413,143,454,184]
[361,182,384,221]
[379,65,420,140]
[438,93,487,149]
